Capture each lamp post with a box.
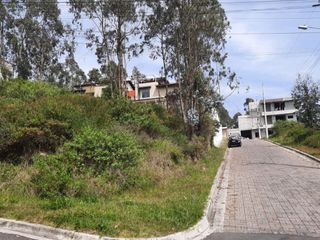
[313,0,320,7]
[298,25,320,30]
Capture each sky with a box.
[65,0,320,117]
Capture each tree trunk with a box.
[160,34,169,110]
[116,16,123,96]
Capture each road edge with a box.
[265,140,320,164]
[0,149,230,240]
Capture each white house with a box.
[238,97,298,139]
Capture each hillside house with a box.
[238,97,298,139]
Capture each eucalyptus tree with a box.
[88,68,102,83]
[145,0,236,137]
[131,66,146,82]
[4,0,66,80]
[0,1,13,80]
[69,0,144,96]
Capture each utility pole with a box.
[262,82,269,139]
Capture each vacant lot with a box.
[0,80,225,237]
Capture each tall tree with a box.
[5,0,66,80]
[216,103,232,127]
[69,0,144,96]
[244,98,254,114]
[232,112,242,128]
[131,66,146,82]
[145,0,235,137]
[292,74,320,129]
[88,68,102,83]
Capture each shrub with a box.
[273,120,300,137]
[32,154,72,199]
[287,125,313,144]
[0,78,65,101]
[0,120,72,163]
[304,131,320,148]
[64,127,143,175]
[183,136,207,161]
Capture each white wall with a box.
[238,116,260,131]
[94,86,107,98]
[212,111,223,148]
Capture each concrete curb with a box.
[266,140,320,164]
[0,150,230,240]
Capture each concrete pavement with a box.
[208,139,320,238]
[0,232,35,240]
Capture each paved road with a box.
[0,232,34,240]
[207,139,320,239]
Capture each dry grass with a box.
[295,146,320,159]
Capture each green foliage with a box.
[182,136,208,161]
[151,139,184,164]
[0,79,65,101]
[303,131,320,148]
[32,154,73,199]
[42,197,73,210]
[292,74,320,129]
[0,79,224,237]
[273,120,317,147]
[64,127,143,175]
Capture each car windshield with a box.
[230,133,240,138]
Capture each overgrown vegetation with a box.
[272,120,320,158]
[292,74,320,129]
[0,79,224,237]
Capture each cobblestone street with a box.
[215,140,320,238]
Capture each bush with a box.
[32,154,72,199]
[304,131,320,148]
[0,78,65,101]
[183,136,207,161]
[287,125,313,144]
[63,127,143,175]
[273,120,300,137]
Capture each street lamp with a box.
[298,25,320,30]
[313,0,320,7]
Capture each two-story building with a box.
[74,77,178,106]
[238,97,298,139]
[127,77,178,105]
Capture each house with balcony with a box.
[126,77,178,105]
[238,97,298,139]
[73,82,107,97]
[73,77,178,106]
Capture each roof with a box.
[259,97,293,104]
[157,83,179,88]
[73,82,97,88]
[126,80,135,90]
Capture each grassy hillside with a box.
[272,121,320,159]
[0,79,225,237]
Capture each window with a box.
[288,115,294,119]
[139,88,150,99]
[266,103,271,112]
[267,116,273,124]
[274,102,285,111]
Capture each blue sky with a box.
[66,0,320,117]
